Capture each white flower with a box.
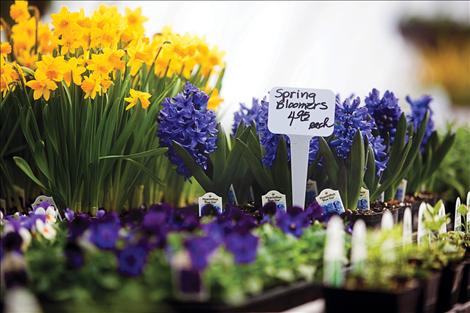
[35,219,56,241]
[18,228,32,251]
[34,206,57,224]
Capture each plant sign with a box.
[261,190,287,212]
[198,192,223,217]
[268,87,335,208]
[316,189,345,215]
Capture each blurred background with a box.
[2,1,469,130]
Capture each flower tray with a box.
[323,283,420,313]
[416,271,441,313]
[458,258,470,303]
[437,261,464,312]
[167,281,322,312]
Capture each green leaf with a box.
[13,156,46,189]
[97,147,167,161]
[319,137,339,187]
[122,158,164,185]
[172,142,213,190]
[347,130,365,210]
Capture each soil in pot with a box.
[347,200,409,228]
[323,283,419,313]
[437,261,465,312]
[416,271,441,313]
[168,281,322,313]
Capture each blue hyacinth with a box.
[406,95,434,149]
[331,95,388,176]
[157,82,218,178]
[365,88,402,142]
[232,98,319,167]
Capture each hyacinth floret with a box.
[158,82,218,178]
[406,95,434,149]
[232,98,319,167]
[331,95,388,176]
[365,88,402,142]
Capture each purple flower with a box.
[90,216,120,250]
[185,236,219,270]
[224,231,259,264]
[305,201,325,222]
[2,232,23,252]
[169,207,199,231]
[117,244,147,276]
[276,206,310,238]
[157,82,218,178]
[232,98,319,167]
[200,204,220,217]
[406,95,434,149]
[178,269,203,294]
[143,210,167,231]
[365,89,402,142]
[64,208,75,222]
[331,95,388,176]
[65,241,84,269]
[68,214,90,240]
[260,201,278,216]
[96,209,106,219]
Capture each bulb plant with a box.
[0,1,225,212]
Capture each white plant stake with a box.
[417,202,427,245]
[467,191,470,233]
[438,202,447,234]
[403,208,412,245]
[381,209,394,230]
[454,197,462,231]
[269,87,335,208]
[351,220,367,274]
[323,216,345,287]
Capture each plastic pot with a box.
[459,257,470,303]
[168,281,322,313]
[323,283,419,313]
[436,261,464,312]
[416,271,441,313]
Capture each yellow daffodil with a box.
[124,89,151,110]
[63,57,86,87]
[81,73,102,99]
[10,0,30,23]
[51,7,78,36]
[103,48,125,72]
[0,42,12,59]
[35,55,66,82]
[86,53,114,78]
[25,70,57,101]
[207,88,223,110]
[0,60,20,95]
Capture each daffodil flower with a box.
[124,89,151,110]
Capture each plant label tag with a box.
[417,202,427,245]
[261,190,287,212]
[454,197,462,231]
[357,187,370,211]
[381,209,394,230]
[227,184,238,205]
[403,208,412,245]
[438,202,447,234]
[379,192,385,202]
[324,216,345,286]
[198,192,223,216]
[268,87,335,208]
[31,195,62,221]
[467,191,470,233]
[305,179,318,206]
[394,179,407,202]
[316,189,345,215]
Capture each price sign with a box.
[269,87,335,208]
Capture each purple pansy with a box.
[89,215,120,250]
[64,208,75,222]
[224,231,259,264]
[184,236,220,270]
[157,82,218,178]
[65,241,85,269]
[276,206,310,238]
[117,244,148,276]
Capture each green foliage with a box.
[428,126,470,200]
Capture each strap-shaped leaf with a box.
[122,158,164,185]
[172,142,213,190]
[319,137,339,187]
[97,147,167,161]
[347,130,365,210]
[13,156,46,189]
[364,145,377,193]
[272,136,290,197]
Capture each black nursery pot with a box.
[168,281,322,313]
[348,211,383,228]
[459,255,470,303]
[436,261,465,312]
[416,271,441,313]
[323,284,420,313]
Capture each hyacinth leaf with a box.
[427,132,455,178]
[272,136,290,199]
[209,124,228,182]
[172,142,213,191]
[364,145,377,193]
[319,137,340,188]
[347,130,365,210]
[97,148,167,161]
[400,111,429,178]
[237,139,275,191]
[13,156,46,190]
